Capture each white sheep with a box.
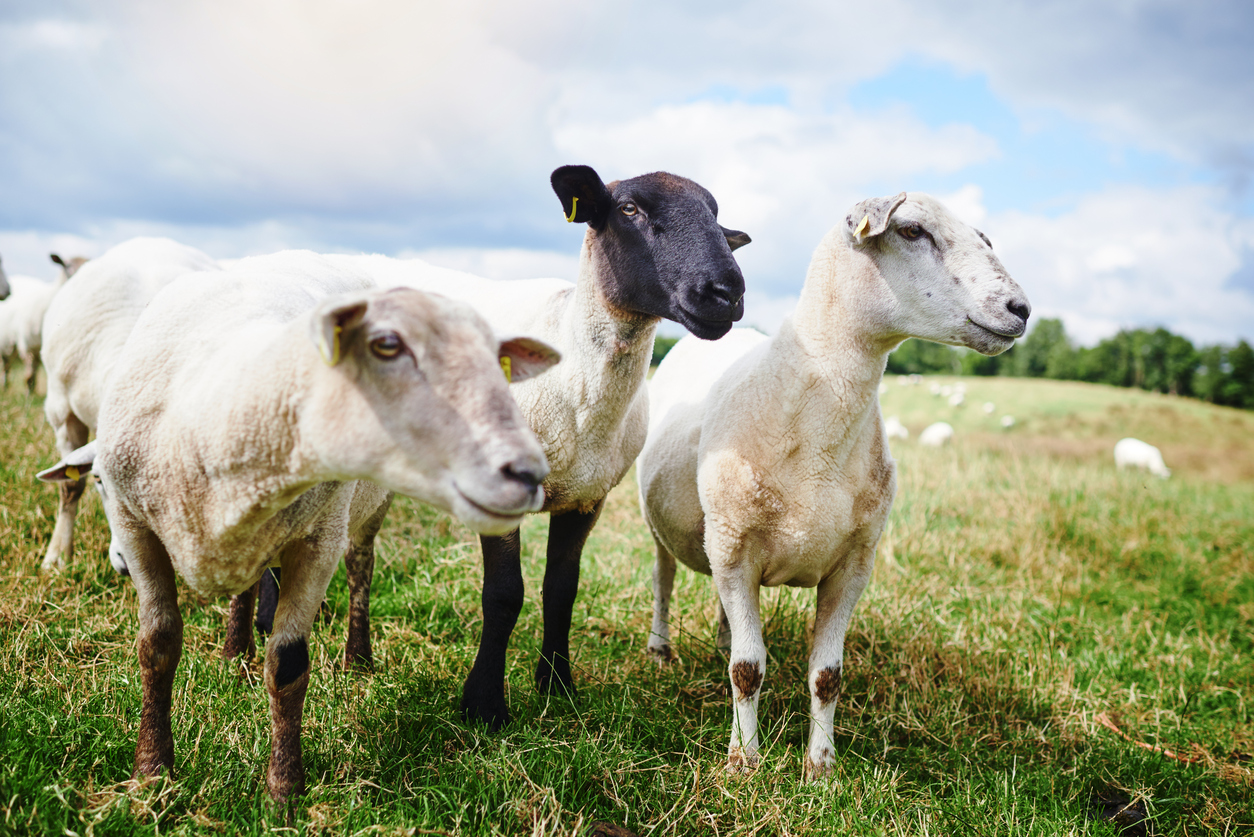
[0,254,89,393]
[983,401,996,414]
[320,164,750,728]
[947,392,965,407]
[638,191,1029,778]
[1114,437,1171,478]
[884,415,909,440]
[919,421,955,447]
[0,255,10,300]
[39,237,222,571]
[1000,415,1015,429]
[38,251,559,802]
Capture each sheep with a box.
[0,254,89,393]
[947,392,965,407]
[1114,437,1171,478]
[637,191,1029,778]
[983,401,996,414]
[0,255,10,300]
[39,237,221,571]
[1000,415,1015,429]
[884,415,909,440]
[919,421,955,447]
[318,164,750,729]
[37,251,560,802]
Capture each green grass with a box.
[1,376,1252,835]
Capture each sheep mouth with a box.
[678,304,742,340]
[968,317,1024,340]
[456,486,538,520]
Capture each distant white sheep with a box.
[0,254,88,393]
[884,415,909,440]
[1000,415,1015,429]
[919,421,955,447]
[947,392,965,407]
[1114,437,1171,478]
[638,191,1029,778]
[983,401,996,414]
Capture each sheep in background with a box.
[1000,415,1016,429]
[947,392,965,407]
[0,254,89,393]
[919,421,955,447]
[0,255,10,300]
[884,415,909,440]
[638,191,1029,778]
[38,252,559,802]
[983,401,996,414]
[1114,437,1171,478]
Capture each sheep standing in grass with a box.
[919,421,955,447]
[1114,437,1171,478]
[39,252,559,802]
[884,415,909,440]
[39,238,221,571]
[638,192,1030,778]
[315,164,750,729]
[0,254,89,393]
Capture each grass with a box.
[1,375,1252,835]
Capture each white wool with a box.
[919,421,955,446]
[1114,437,1171,479]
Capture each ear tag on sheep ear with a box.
[564,196,579,223]
[500,356,512,382]
[320,325,343,366]
[854,215,870,241]
[65,466,80,481]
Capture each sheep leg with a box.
[41,411,89,571]
[803,547,874,781]
[714,569,765,773]
[22,348,39,395]
[255,568,280,635]
[223,580,259,663]
[714,595,732,651]
[647,539,678,662]
[461,527,523,730]
[264,537,343,804]
[342,493,392,670]
[126,526,183,780]
[536,501,603,697]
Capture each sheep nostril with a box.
[502,459,545,490]
[1007,300,1031,323]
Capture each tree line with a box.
[886,319,1254,410]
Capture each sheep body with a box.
[38,237,221,570]
[638,192,1030,778]
[0,256,87,392]
[884,415,909,440]
[1114,437,1170,478]
[919,421,955,447]
[42,250,557,801]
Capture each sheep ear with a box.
[721,226,752,251]
[312,297,369,366]
[847,192,908,244]
[37,441,97,483]
[550,165,614,231]
[50,253,67,268]
[498,335,561,383]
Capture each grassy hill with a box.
[0,376,1251,835]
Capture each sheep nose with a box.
[502,456,548,490]
[1006,299,1031,323]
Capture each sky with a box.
[2,0,1253,346]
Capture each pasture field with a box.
[1,375,1252,836]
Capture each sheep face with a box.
[309,288,560,535]
[845,193,1030,356]
[552,165,749,340]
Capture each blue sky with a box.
[2,0,1252,346]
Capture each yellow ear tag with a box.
[500,355,512,383]
[855,215,870,240]
[321,325,342,366]
[564,196,579,223]
[65,466,80,481]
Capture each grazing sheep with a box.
[884,415,909,440]
[1114,437,1171,478]
[919,421,955,447]
[947,392,965,407]
[38,238,221,571]
[38,251,559,802]
[317,164,750,728]
[0,254,89,393]
[1000,415,1015,429]
[983,401,995,414]
[638,192,1029,778]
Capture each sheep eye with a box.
[620,202,638,217]
[899,224,926,241]
[369,333,403,359]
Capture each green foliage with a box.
[2,378,1254,835]
[651,335,679,367]
[887,338,962,375]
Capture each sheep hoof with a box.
[647,644,678,665]
[725,748,759,775]
[802,753,835,782]
[535,657,578,700]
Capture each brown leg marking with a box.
[266,637,310,802]
[731,660,762,701]
[814,665,842,706]
[343,542,374,670]
[223,581,259,662]
[134,620,183,778]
